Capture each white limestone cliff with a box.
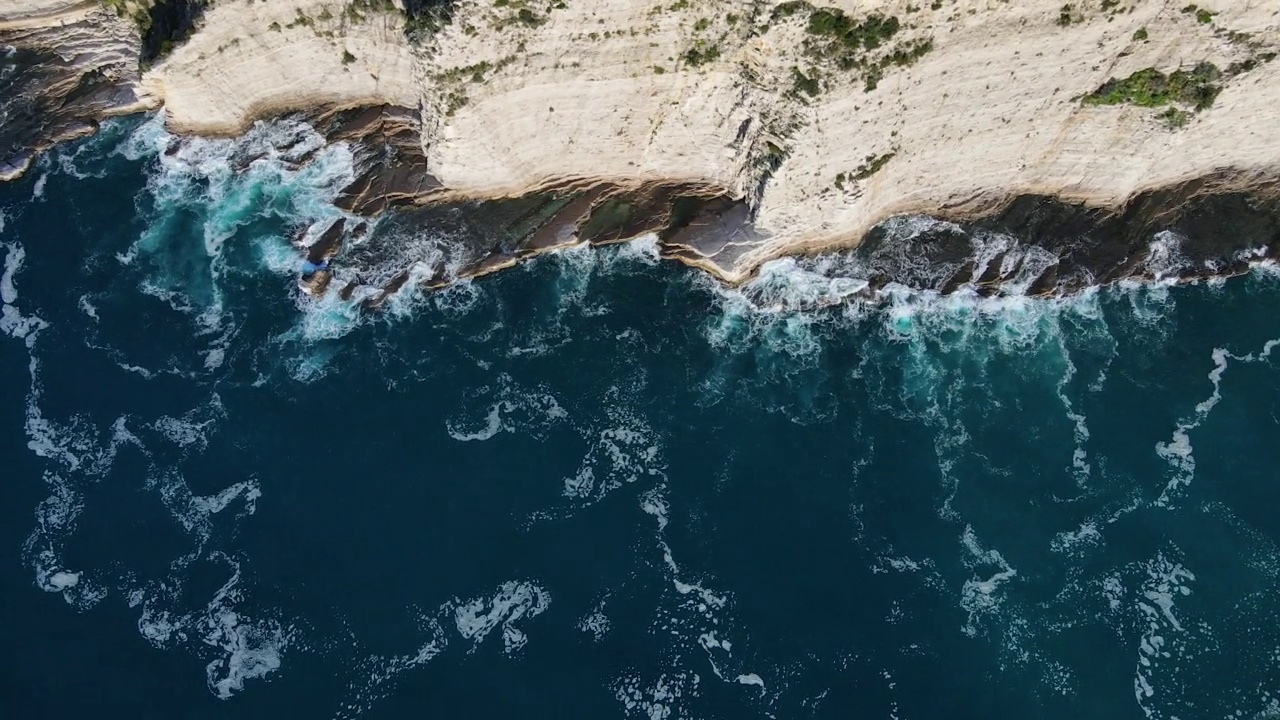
[8,0,1280,280]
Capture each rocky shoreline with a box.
[0,3,156,181]
[5,0,1280,310]
[288,130,1280,311]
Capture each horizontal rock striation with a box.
[5,0,1280,306]
[282,106,1280,310]
[0,3,155,180]
[312,104,442,216]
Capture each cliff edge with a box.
[5,0,1280,285]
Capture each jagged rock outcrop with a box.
[5,0,1280,299]
[312,104,442,216]
[0,1,156,180]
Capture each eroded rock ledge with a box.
[276,96,1280,309]
[288,113,1280,309]
[0,2,157,180]
[5,0,1280,305]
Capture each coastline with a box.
[5,0,1280,294]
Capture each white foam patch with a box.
[138,605,185,647]
[959,525,1019,638]
[563,399,666,505]
[77,295,100,320]
[729,255,872,315]
[151,393,227,452]
[0,242,45,347]
[578,599,612,641]
[629,483,773,713]
[1055,330,1094,486]
[551,234,661,295]
[133,552,294,700]
[1131,554,1199,719]
[1,241,21,304]
[614,671,700,720]
[707,248,1122,516]
[336,618,449,719]
[342,573,561,717]
[48,570,79,590]
[1050,522,1103,555]
[1155,337,1280,507]
[291,287,368,342]
[736,673,765,691]
[700,260,836,363]
[111,114,358,367]
[48,116,133,180]
[23,418,144,606]
[453,580,551,654]
[1144,231,1189,284]
[199,556,293,700]
[446,375,568,442]
[152,471,261,544]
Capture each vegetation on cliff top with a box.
[769,2,933,96]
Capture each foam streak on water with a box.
[1155,337,1280,507]
[7,114,1280,720]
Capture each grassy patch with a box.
[880,38,933,68]
[1083,62,1222,111]
[806,9,901,65]
[768,3,931,94]
[445,90,468,116]
[852,151,895,180]
[683,43,721,66]
[790,67,821,96]
[1159,107,1191,128]
[286,9,314,29]
[1181,4,1217,23]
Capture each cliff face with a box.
[6,0,1280,285]
[0,1,157,180]
[141,0,419,135]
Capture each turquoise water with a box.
[3,116,1280,719]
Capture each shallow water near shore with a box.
[3,117,1280,719]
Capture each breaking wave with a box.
[6,111,1280,720]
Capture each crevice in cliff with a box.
[139,0,208,64]
[400,0,455,40]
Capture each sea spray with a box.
[5,116,1280,720]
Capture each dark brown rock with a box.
[0,12,149,181]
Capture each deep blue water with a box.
[3,116,1280,719]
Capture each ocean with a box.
[2,115,1279,719]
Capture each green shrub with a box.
[683,44,721,66]
[852,152,894,180]
[1083,62,1222,111]
[1159,107,1191,128]
[791,67,821,96]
